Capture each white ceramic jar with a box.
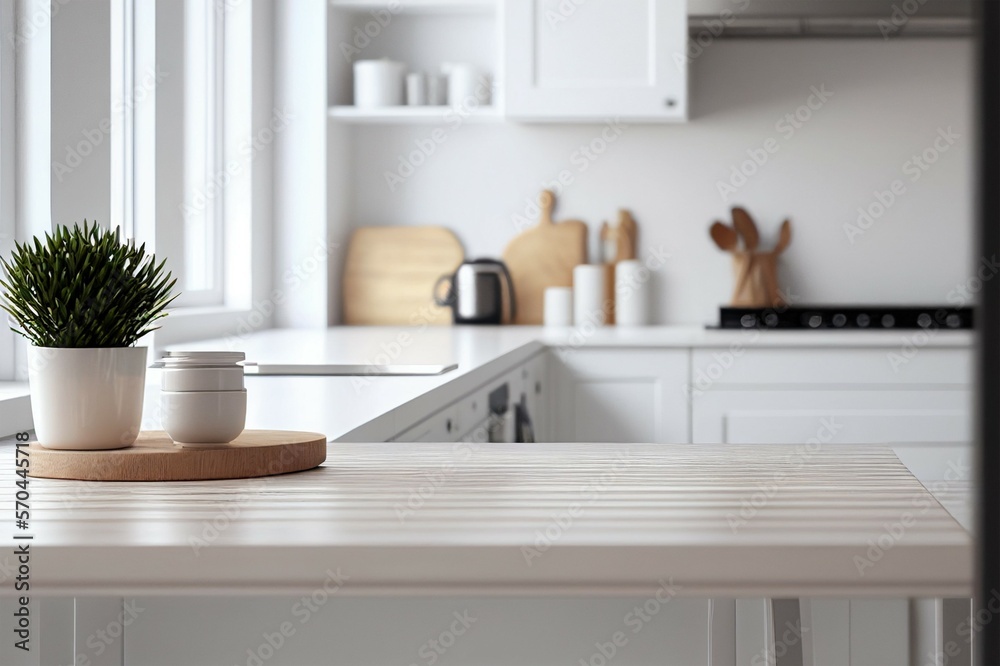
[353,59,406,108]
[158,352,247,446]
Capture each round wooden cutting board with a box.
[26,430,328,482]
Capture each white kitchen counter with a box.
[147,325,973,442]
[4,442,971,599]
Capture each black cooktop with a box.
[717,306,974,330]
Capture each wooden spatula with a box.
[710,222,739,252]
[731,207,759,251]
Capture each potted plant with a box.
[0,222,176,449]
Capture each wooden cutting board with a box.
[343,226,464,325]
[502,191,588,324]
[26,430,327,481]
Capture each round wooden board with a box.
[26,430,328,482]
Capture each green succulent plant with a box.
[0,222,177,348]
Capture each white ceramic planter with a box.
[27,346,147,450]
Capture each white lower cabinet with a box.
[690,348,973,446]
[123,596,713,666]
[549,348,690,443]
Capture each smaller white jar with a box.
[157,352,247,446]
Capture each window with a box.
[1,0,268,370]
[121,0,266,345]
[125,0,226,308]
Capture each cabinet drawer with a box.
[691,348,971,388]
[693,389,972,444]
[395,404,461,443]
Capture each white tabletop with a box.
[4,442,972,599]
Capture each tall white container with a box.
[573,265,608,327]
[405,72,426,106]
[353,59,405,108]
[544,287,573,326]
[443,63,488,108]
[615,260,650,326]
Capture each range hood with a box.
[688,0,973,38]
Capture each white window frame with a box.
[113,0,270,350]
[0,0,16,381]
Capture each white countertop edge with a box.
[534,325,974,349]
[0,382,31,437]
[17,542,972,599]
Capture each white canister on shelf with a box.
[615,260,650,326]
[426,74,448,106]
[573,265,609,327]
[405,72,426,106]
[353,59,405,108]
[442,63,489,108]
[544,287,573,327]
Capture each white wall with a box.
[342,39,974,325]
[50,0,111,227]
[273,0,329,328]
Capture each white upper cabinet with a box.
[503,0,688,122]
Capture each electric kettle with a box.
[434,259,516,325]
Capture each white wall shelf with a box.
[328,105,501,123]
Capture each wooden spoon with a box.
[710,222,739,252]
[731,207,759,251]
[774,219,792,255]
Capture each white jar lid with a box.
[157,351,246,368]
